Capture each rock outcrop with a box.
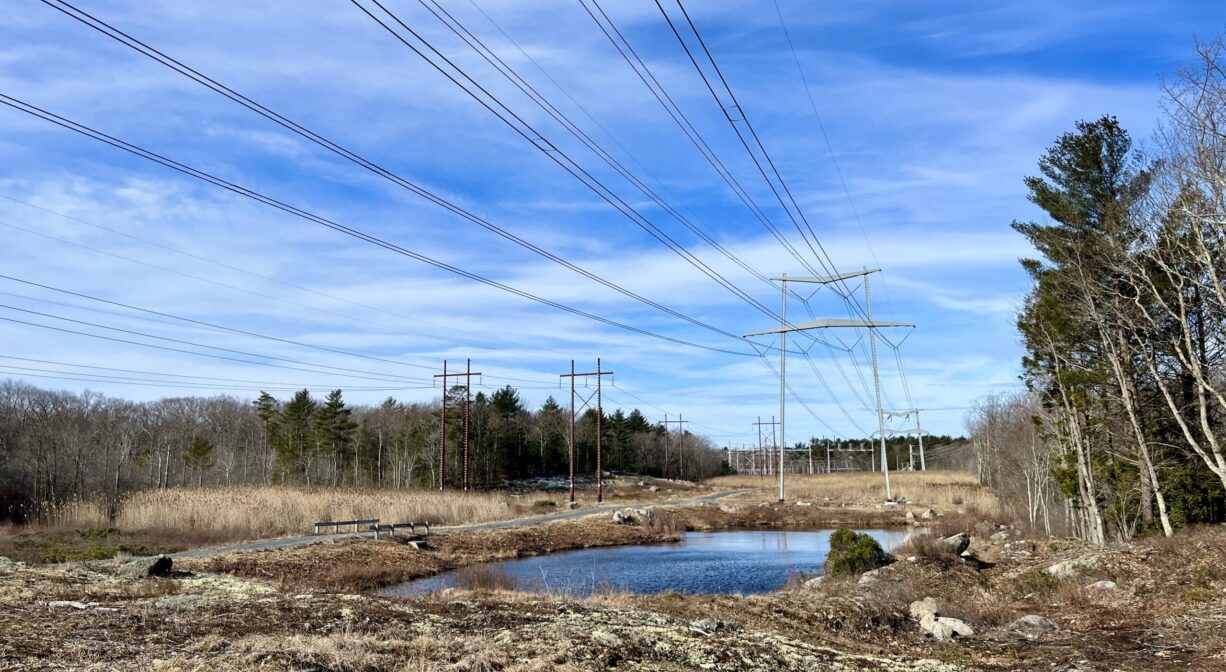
[119,555,173,578]
[1006,614,1058,639]
[941,533,970,555]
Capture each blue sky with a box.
[1,0,1222,445]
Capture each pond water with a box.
[381,528,909,598]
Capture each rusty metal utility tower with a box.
[560,359,613,503]
[435,359,481,490]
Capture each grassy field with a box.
[39,486,557,540]
[708,470,1002,513]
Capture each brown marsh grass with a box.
[39,486,551,541]
[707,470,1002,513]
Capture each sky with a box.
[1,0,1223,446]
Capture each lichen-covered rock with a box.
[612,508,654,526]
[119,555,172,578]
[591,630,622,648]
[1045,554,1101,580]
[909,597,939,621]
[941,533,970,555]
[923,616,974,641]
[1006,614,1058,639]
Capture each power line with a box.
[578,0,822,281]
[0,273,447,374]
[348,0,781,322]
[0,363,421,394]
[0,93,754,357]
[0,192,526,350]
[420,0,781,295]
[673,0,921,427]
[36,0,763,348]
[652,1,837,282]
[655,0,881,325]
[0,215,578,389]
[585,0,909,436]
[0,369,413,394]
[0,309,444,386]
[749,340,849,439]
[0,355,418,391]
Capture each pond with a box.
[381,528,909,598]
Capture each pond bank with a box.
[179,501,913,592]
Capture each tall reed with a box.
[42,486,544,540]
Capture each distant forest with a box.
[0,379,727,521]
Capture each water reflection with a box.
[382,528,908,598]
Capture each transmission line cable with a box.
[0,93,754,357]
[0,364,420,394]
[418,0,781,296]
[348,0,782,322]
[0,355,419,391]
[0,314,441,386]
[0,193,529,350]
[0,303,444,384]
[577,0,822,281]
[38,0,764,343]
[654,0,880,324]
[0,273,457,374]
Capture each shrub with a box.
[823,528,891,577]
[1011,568,1060,597]
[455,565,518,592]
[894,533,961,569]
[533,499,556,508]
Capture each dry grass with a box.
[708,470,1002,512]
[455,565,519,592]
[39,485,552,541]
[893,534,963,570]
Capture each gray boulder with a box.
[119,555,172,578]
[929,617,975,641]
[909,597,939,621]
[612,508,653,526]
[920,508,937,520]
[691,618,726,634]
[1087,580,1118,590]
[941,533,971,555]
[1007,614,1058,639]
[1045,554,1101,580]
[591,630,622,648]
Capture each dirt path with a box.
[169,488,752,560]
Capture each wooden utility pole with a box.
[663,416,689,480]
[560,359,612,503]
[435,359,481,490]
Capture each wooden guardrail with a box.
[370,521,431,539]
[314,518,379,535]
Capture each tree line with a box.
[968,38,1226,542]
[0,379,723,522]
